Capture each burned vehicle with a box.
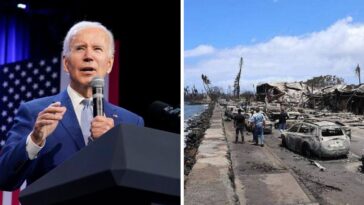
[331,121,352,140]
[281,121,350,158]
[224,105,240,120]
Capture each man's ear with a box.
[63,56,70,73]
[107,57,114,74]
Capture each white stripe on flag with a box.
[20,182,26,191]
[2,191,12,205]
[0,182,26,205]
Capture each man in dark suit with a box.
[0,21,144,190]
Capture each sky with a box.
[184,0,364,93]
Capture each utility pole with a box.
[233,57,243,99]
[356,64,361,85]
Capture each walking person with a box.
[234,109,245,143]
[278,107,289,132]
[252,107,266,147]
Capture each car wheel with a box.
[302,143,312,158]
[281,135,286,147]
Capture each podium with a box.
[19,124,180,205]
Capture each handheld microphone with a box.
[91,77,104,117]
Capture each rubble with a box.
[256,81,364,116]
[310,160,326,171]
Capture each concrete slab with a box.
[185,164,236,205]
[185,105,237,205]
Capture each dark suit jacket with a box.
[0,90,144,190]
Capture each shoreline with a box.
[184,102,215,177]
[184,104,208,124]
[184,99,211,105]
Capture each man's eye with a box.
[95,47,103,51]
[76,47,85,50]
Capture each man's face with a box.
[63,27,113,89]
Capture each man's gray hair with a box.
[62,21,115,58]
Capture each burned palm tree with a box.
[201,74,220,101]
[233,57,243,99]
[184,86,190,97]
[356,64,361,85]
[192,85,198,96]
[201,74,211,95]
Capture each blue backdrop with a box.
[0,14,29,65]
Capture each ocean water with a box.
[184,103,208,120]
[184,103,208,148]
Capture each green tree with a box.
[305,75,344,90]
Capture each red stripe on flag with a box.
[109,40,120,105]
[0,191,3,205]
[11,190,19,205]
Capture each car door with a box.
[286,123,301,151]
[296,124,316,153]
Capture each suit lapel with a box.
[104,102,121,125]
[55,93,121,148]
[57,90,85,149]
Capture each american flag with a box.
[0,57,61,205]
[0,57,60,149]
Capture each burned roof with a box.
[320,84,353,94]
[305,120,340,127]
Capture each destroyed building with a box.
[256,82,309,107]
[256,82,364,115]
[307,84,364,114]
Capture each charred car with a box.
[224,106,240,120]
[281,121,350,158]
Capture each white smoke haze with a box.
[184,17,364,91]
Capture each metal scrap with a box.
[309,160,326,171]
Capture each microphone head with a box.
[149,101,171,115]
[148,101,180,133]
[91,76,104,88]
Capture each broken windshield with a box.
[321,126,344,137]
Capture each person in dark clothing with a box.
[234,109,246,143]
[278,108,289,131]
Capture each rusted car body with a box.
[281,121,350,158]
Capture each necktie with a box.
[81,99,93,145]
